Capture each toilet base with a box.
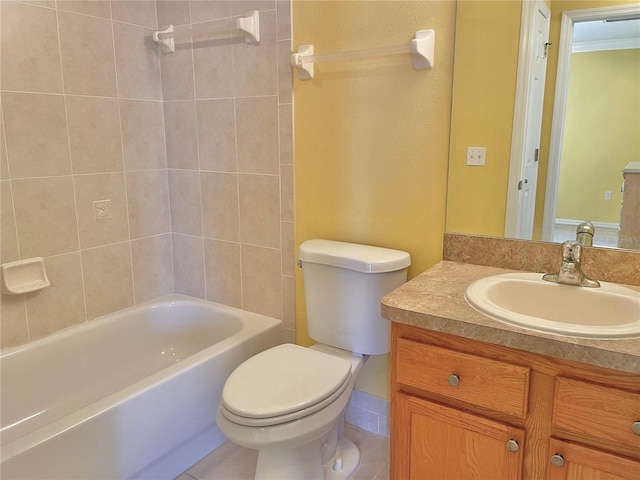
[324,436,360,480]
[253,433,360,480]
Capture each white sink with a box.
[465,272,640,339]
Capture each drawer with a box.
[395,338,530,418]
[553,376,640,452]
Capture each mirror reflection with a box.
[446,0,640,251]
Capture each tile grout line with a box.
[54,0,89,328]
[109,0,137,308]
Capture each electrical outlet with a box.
[467,147,486,166]
[604,191,612,201]
[94,199,112,220]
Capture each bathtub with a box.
[0,294,284,479]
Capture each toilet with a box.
[216,239,410,480]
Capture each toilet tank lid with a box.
[299,239,411,273]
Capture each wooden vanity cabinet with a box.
[390,323,640,480]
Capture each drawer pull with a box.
[505,439,519,453]
[447,374,460,387]
[632,421,640,435]
[550,454,565,468]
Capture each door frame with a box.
[541,3,640,241]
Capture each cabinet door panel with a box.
[398,393,524,480]
[547,438,640,480]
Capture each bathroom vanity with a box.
[383,259,640,480]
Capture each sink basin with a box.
[465,272,640,339]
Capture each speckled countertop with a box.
[381,261,640,374]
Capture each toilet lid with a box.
[221,344,352,420]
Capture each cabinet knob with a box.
[505,439,519,453]
[447,374,460,387]
[550,454,565,468]
[632,421,640,436]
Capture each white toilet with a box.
[216,239,410,480]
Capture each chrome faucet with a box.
[542,240,600,288]
[576,221,595,247]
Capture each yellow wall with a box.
[293,0,456,399]
[533,0,640,238]
[446,0,522,236]
[556,49,640,223]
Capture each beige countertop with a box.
[381,261,640,374]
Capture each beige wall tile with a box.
[204,239,241,307]
[57,1,112,19]
[1,181,20,263]
[241,244,282,319]
[160,38,195,101]
[201,172,239,241]
[280,164,293,222]
[164,101,198,170]
[189,1,230,24]
[281,220,294,276]
[1,108,8,180]
[1,295,29,348]
[0,1,63,93]
[276,0,291,41]
[172,233,205,298]
[131,234,173,303]
[197,98,236,172]
[282,273,295,329]
[120,100,167,171]
[236,96,279,174]
[168,169,202,235]
[126,170,171,238]
[229,0,275,16]
[74,173,129,249]
[113,22,162,100]
[156,1,190,27]
[12,176,79,258]
[277,39,292,103]
[58,11,117,96]
[238,174,280,248]
[25,252,86,340]
[82,242,134,320]
[111,0,157,28]
[2,93,71,179]
[66,96,124,174]
[13,1,55,7]
[193,31,234,99]
[278,103,293,164]
[233,10,277,97]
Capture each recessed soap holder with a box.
[1,257,51,295]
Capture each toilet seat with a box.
[220,344,352,427]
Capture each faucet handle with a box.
[562,240,581,262]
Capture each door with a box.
[547,438,640,480]
[393,393,525,479]
[505,0,551,239]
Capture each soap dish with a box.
[1,257,51,295]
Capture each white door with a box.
[504,0,551,239]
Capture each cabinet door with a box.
[393,393,524,480]
[547,439,640,480]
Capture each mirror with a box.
[446,0,640,250]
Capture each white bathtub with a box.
[0,294,284,479]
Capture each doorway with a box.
[542,4,640,246]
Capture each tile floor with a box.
[175,425,389,480]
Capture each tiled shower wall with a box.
[0,0,294,348]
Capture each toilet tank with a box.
[299,240,411,355]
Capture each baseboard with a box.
[345,390,389,438]
[555,218,619,229]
